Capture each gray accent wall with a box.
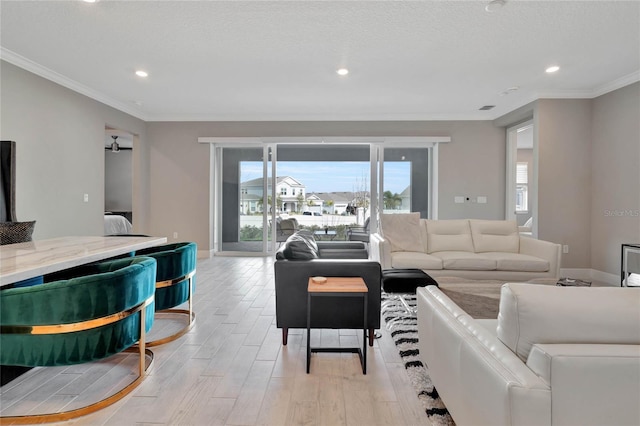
[537,99,593,269]
[591,82,640,275]
[145,121,506,250]
[0,61,148,238]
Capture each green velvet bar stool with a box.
[134,242,197,346]
[0,256,157,424]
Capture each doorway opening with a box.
[506,120,536,237]
[104,128,133,235]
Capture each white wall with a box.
[0,61,148,238]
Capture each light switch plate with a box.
[477,196,487,204]
[454,196,465,204]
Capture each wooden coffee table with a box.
[306,277,368,374]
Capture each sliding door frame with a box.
[200,136,450,255]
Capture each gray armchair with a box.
[275,217,299,242]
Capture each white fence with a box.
[240,213,363,229]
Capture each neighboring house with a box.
[305,194,324,215]
[239,193,261,215]
[240,176,305,214]
[305,191,370,215]
[309,192,352,215]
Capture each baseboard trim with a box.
[560,268,619,286]
[591,269,620,287]
[213,251,272,258]
[197,249,214,259]
[197,249,273,258]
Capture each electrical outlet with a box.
[83,193,89,203]
[173,232,178,239]
[563,245,569,254]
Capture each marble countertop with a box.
[1,235,167,286]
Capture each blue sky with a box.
[241,161,410,194]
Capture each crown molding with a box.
[146,112,491,122]
[536,70,640,100]
[592,70,640,98]
[3,47,638,123]
[0,47,149,121]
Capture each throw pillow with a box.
[282,232,319,260]
[381,213,425,253]
[295,230,318,253]
[0,220,36,245]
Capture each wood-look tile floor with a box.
[1,256,430,425]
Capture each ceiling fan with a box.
[105,135,132,152]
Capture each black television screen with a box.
[0,140,17,222]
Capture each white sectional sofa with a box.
[370,215,561,280]
[417,283,640,426]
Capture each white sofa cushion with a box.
[381,212,425,253]
[390,251,443,270]
[425,219,474,253]
[481,252,550,272]
[432,251,496,270]
[470,219,519,253]
[497,283,640,362]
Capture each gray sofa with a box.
[274,232,381,346]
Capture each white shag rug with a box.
[382,293,455,426]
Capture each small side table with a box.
[307,277,368,374]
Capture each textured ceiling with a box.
[1,0,639,121]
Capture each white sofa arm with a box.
[527,344,640,426]
[417,287,551,426]
[370,233,391,269]
[519,236,561,277]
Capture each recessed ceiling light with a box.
[135,70,148,78]
[336,68,349,76]
[485,0,506,12]
[546,65,560,73]
[82,0,98,3]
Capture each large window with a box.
[381,147,430,218]
[516,162,528,212]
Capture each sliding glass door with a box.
[276,144,371,239]
[210,139,441,255]
[218,146,275,253]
